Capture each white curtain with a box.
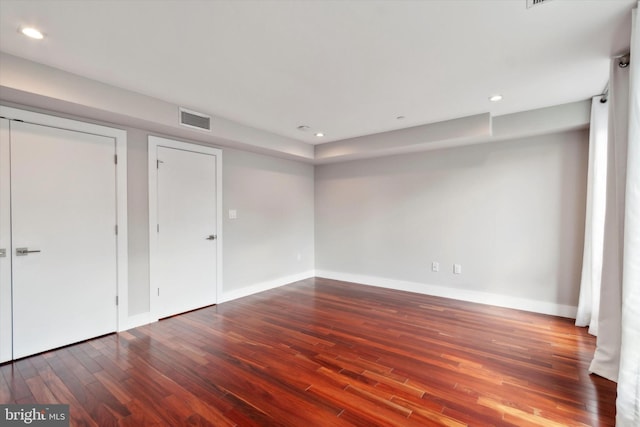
[617,4,640,425]
[590,52,629,384]
[576,96,608,336]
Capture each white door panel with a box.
[11,121,117,359]
[155,145,218,318]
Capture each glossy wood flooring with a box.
[1,278,616,426]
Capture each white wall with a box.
[126,129,150,315]
[221,148,315,301]
[315,130,588,316]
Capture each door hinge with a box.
[116,295,119,306]
[157,288,160,297]
[114,154,118,165]
[115,225,118,235]
[157,159,164,169]
[157,224,160,233]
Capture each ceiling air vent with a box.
[526,0,552,8]
[179,107,211,132]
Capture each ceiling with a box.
[0,0,635,145]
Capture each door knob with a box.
[16,247,41,256]
[205,235,217,240]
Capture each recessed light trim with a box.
[396,116,405,120]
[297,125,310,132]
[20,26,44,40]
[489,94,503,102]
[315,132,324,137]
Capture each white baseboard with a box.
[315,270,578,319]
[117,269,576,333]
[119,312,155,331]
[219,270,316,303]
[115,271,315,331]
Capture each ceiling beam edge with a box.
[0,53,314,162]
[313,100,590,164]
[314,113,492,163]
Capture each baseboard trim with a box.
[118,269,577,332]
[119,312,155,331]
[219,270,316,303]
[315,270,578,319]
[116,271,316,331]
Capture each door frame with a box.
[148,136,222,322]
[0,118,12,363]
[0,106,129,361]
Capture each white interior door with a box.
[10,121,118,359]
[155,145,218,318]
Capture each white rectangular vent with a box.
[527,0,552,8]
[179,108,211,131]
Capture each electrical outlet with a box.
[432,261,439,272]
[453,264,462,274]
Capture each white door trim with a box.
[0,105,129,333]
[148,136,223,322]
[0,118,12,363]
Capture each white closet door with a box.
[0,118,11,363]
[11,121,118,359]
[156,146,217,318]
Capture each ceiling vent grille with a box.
[179,108,211,132]
[526,0,552,8]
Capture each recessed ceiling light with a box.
[20,26,44,40]
[396,116,405,120]
[297,125,310,131]
[315,132,324,137]
[489,94,503,102]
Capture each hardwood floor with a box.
[1,278,616,426]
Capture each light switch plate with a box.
[228,209,237,219]
[453,264,462,274]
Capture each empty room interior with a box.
[0,0,639,426]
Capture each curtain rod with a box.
[600,52,630,103]
[601,82,609,103]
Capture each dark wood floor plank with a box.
[25,375,57,403]
[118,398,167,427]
[1,363,32,401]
[38,364,100,427]
[0,278,617,426]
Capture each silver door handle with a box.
[206,235,217,240]
[16,247,41,256]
